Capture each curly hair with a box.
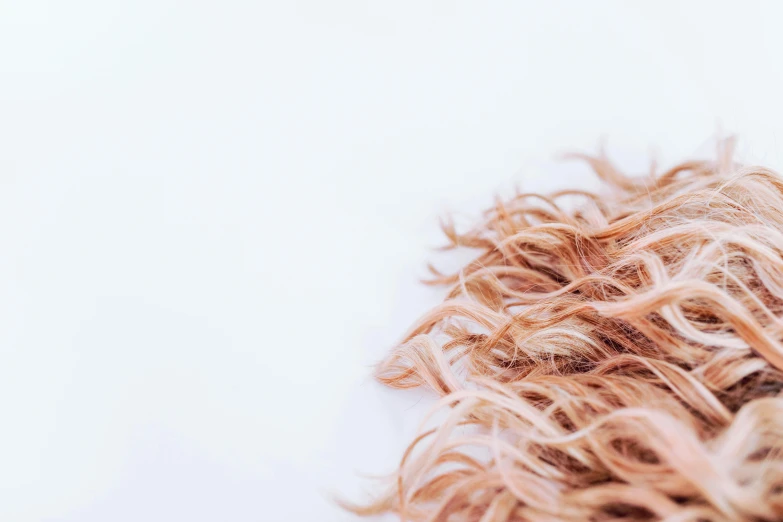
[348,139,783,521]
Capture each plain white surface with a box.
[2,1,783,520]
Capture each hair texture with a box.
[348,140,783,522]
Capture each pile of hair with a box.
[349,140,783,522]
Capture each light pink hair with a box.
[346,140,783,521]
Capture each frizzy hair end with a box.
[347,139,783,521]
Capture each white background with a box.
[2,1,783,520]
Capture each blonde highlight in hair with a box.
[349,140,783,521]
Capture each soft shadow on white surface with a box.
[2,1,783,521]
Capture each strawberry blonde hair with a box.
[348,140,783,521]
